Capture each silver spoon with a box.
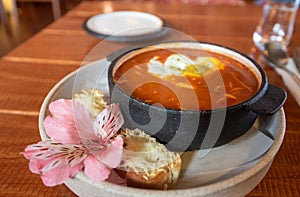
[263,41,300,87]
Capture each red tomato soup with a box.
[113,48,259,110]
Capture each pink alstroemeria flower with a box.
[23,99,124,187]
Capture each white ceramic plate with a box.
[39,59,286,197]
[83,11,167,42]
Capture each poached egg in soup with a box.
[113,48,259,110]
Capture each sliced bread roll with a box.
[73,89,107,118]
[117,128,181,190]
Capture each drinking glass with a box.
[253,0,300,51]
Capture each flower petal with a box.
[49,99,74,124]
[91,136,123,168]
[84,155,111,182]
[28,159,42,174]
[44,99,81,144]
[23,141,87,175]
[73,101,96,142]
[94,104,124,141]
[44,116,81,144]
[41,163,84,187]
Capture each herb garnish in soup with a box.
[113,48,259,110]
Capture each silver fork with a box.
[292,46,300,72]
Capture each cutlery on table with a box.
[263,41,300,106]
[292,46,300,72]
[263,41,300,87]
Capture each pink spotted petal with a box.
[69,162,84,177]
[44,116,81,144]
[28,159,42,174]
[73,101,96,143]
[84,155,111,182]
[91,136,123,168]
[41,163,84,187]
[23,141,87,175]
[94,104,124,141]
[49,99,74,124]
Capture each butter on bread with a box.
[116,128,181,190]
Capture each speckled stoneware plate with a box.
[39,59,286,197]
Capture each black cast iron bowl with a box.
[107,41,286,151]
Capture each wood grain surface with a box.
[0,1,299,196]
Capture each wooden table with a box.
[0,1,299,196]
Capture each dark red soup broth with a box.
[113,48,259,110]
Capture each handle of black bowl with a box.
[245,84,287,115]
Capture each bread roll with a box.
[117,128,181,190]
[73,89,107,118]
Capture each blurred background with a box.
[0,0,257,58]
[0,0,82,57]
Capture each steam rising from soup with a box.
[113,48,259,110]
